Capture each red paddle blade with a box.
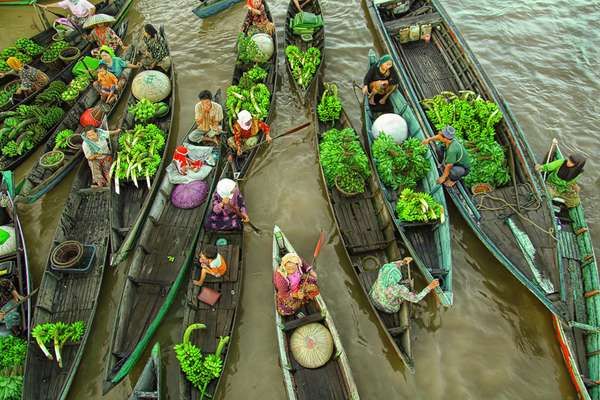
[313,231,326,260]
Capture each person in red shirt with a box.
[227,110,272,156]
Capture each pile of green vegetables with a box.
[34,80,67,104]
[175,324,230,400]
[226,65,271,123]
[54,129,74,150]
[0,38,43,74]
[0,84,18,109]
[372,134,430,191]
[40,40,69,63]
[15,38,44,57]
[0,335,27,400]
[317,82,342,123]
[422,91,509,188]
[237,33,266,64]
[319,127,370,194]
[285,45,320,89]
[32,321,85,368]
[396,188,444,223]
[128,98,170,122]
[110,123,166,189]
[61,75,90,102]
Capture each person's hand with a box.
[309,270,317,279]
[402,257,413,265]
[0,311,4,322]
[237,146,242,156]
[241,213,250,223]
[436,176,445,184]
[266,135,272,143]
[379,97,387,105]
[535,164,542,171]
[15,293,24,302]
[192,280,203,287]
[362,85,368,95]
[222,197,230,206]
[427,279,440,290]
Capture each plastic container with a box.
[50,243,96,274]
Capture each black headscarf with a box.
[557,153,586,181]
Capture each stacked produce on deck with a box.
[0,85,18,109]
[40,40,69,64]
[0,38,43,74]
[226,65,271,124]
[110,123,166,191]
[319,127,370,194]
[128,98,170,122]
[34,81,67,104]
[317,82,342,123]
[0,335,27,399]
[372,134,430,191]
[396,188,444,223]
[237,33,266,64]
[54,129,74,150]
[61,75,91,102]
[15,38,44,57]
[422,91,509,188]
[285,45,321,89]
[31,321,85,368]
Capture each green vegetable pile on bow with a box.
[317,82,342,123]
[396,188,444,222]
[110,123,166,192]
[15,38,44,57]
[422,90,509,188]
[0,90,12,108]
[226,82,271,124]
[128,98,159,122]
[49,321,85,368]
[0,60,10,74]
[0,47,18,59]
[175,323,230,400]
[319,127,370,194]
[285,45,321,89]
[238,65,268,89]
[41,40,69,63]
[0,336,27,373]
[43,151,63,165]
[34,80,67,104]
[54,129,74,149]
[0,375,22,400]
[60,75,90,102]
[237,33,266,64]
[372,134,430,191]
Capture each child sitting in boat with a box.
[536,152,586,208]
[273,253,319,316]
[369,257,439,313]
[205,178,250,231]
[193,245,228,287]
[173,146,202,176]
[93,64,118,104]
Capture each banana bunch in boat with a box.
[35,80,68,104]
[0,105,64,154]
[110,123,166,191]
[128,98,170,122]
[285,45,321,89]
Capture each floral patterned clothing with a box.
[205,189,247,231]
[273,260,319,316]
[369,263,433,313]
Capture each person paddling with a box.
[422,125,471,187]
[0,278,25,336]
[205,178,250,231]
[39,0,96,26]
[228,110,272,157]
[536,152,586,208]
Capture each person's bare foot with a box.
[444,180,456,187]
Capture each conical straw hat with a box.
[290,322,333,369]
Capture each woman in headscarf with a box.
[98,48,138,90]
[81,125,120,187]
[242,0,275,35]
[536,152,586,208]
[40,0,96,26]
[205,178,250,231]
[362,54,400,113]
[0,57,49,95]
[142,24,171,72]
[89,22,124,51]
[369,257,439,313]
[228,109,272,156]
[273,252,319,316]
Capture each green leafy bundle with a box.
[40,40,69,63]
[396,188,443,222]
[0,336,26,372]
[226,82,270,122]
[0,375,22,400]
[54,129,74,149]
[15,38,43,57]
[61,75,91,102]
[0,48,18,59]
[285,45,321,89]
[317,82,342,123]
[237,33,265,64]
[319,127,370,194]
[35,80,67,104]
[31,321,84,368]
[422,91,509,188]
[13,52,32,65]
[238,65,268,89]
[0,60,10,73]
[372,134,430,190]
[128,98,156,122]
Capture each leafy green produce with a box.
[128,98,158,122]
[34,80,67,104]
[15,38,43,57]
[32,323,54,360]
[238,65,268,89]
[226,82,270,122]
[0,375,23,400]
[43,151,64,165]
[317,82,342,123]
[285,45,320,89]
[0,90,12,108]
[0,60,10,73]
[0,336,26,371]
[48,321,84,368]
[13,52,32,65]
[41,40,69,63]
[175,323,230,400]
[0,47,18,59]
[372,134,430,190]
[237,33,265,64]
[396,188,443,222]
[422,91,509,188]
[54,129,74,149]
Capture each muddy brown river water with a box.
[1,0,599,398]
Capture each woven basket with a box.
[59,47,80,62]
[51,240,84,269]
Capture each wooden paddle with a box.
[240,121,311,153]
[0,288,39,316]
[223,200,262,234]
[310,230,326,267]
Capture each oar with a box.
[224,201,262,234]
[240,121,311,153]
[0,288,39,316]
[542,138,559,182]
[310,230,326,267]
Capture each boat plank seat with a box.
[388,325,408,337]
[142,225,197,257]
[283,312,324,332]
[132,391,158,399]
[383,12,442,35]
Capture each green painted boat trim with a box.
[0,0,36,6]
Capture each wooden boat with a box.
[15,23,133,204]
[129,342,162,400]
[178,160,243,399]
[365,0,564,316]
[228,0,277,178]
[547,147,600,400]
[110,26,175,267]
[22,163,111,400]
[272,225,360,399]
[192,0,243,19]
[361,50,453,305]
[103,95,224,392]
[314,81,418,370]
[284,0,324,104]
[0,171,32,336]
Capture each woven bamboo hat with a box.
[290,323,334,369]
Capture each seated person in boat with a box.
[0,278,24,336]
[189,90,223,145]
[243,0,275,35]
[422,126,471,187]
[536,152,586,208]
[99,48,139,90]
[89,22,125,51]
[228,110,272,156]
[205,178,250,231]
[81,126,121,188]
[93,64,118,104]
[0,57,49,96]
[274,252,319,316]
[193,245,228,287]
[173,146,202,176]
[362,54,399,112]
[141,24,171,73]
[293,0,313,11]
[369,258,439,314]
[39,0,96,26]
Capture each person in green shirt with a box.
[536,153,586,208]
[422,126,471,187]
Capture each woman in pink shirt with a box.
[40,0,96,25]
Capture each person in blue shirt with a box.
[99,48,138,90]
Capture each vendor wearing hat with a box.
[205,178,249,231]
[173,145,202,176]
[0,57,49,95]
[86,16,123,51]
[227,109,272,156]
[422,125,471,187]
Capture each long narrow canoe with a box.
[314,81,416,370]
[110,26,175,267]
[129,342,162,400]
[22,163,111,400]
[361,50,453,305]
[228,0,277,178]
[15,23,133,204]
[284,0,324,104]
[103,98,224,393]
[272,225,360,399]
[365,0,564,316]
[549,147,600,400]
[179,160,243,399]
[192,0,243,19]
[0,171,32,336]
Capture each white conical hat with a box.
[290,323,334,369]
[216,178,236,198]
